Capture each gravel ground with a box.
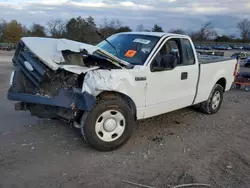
[1,51,250,188]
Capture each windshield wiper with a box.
[96,29,119,58]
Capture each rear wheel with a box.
[200,84,224,114]
[80,98,135,151]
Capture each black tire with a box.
[200,84,224,114]
[80,98,135,151]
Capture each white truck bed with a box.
[198,55,233,64]
[194,57,236,104]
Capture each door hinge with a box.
[135,76,147,81]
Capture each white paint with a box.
[21,37,129,71]
[144,64,199,118]
[82,67,148,112]
[78,33,235,120]
[119,32,185,38]
[193,59,235,104]
[60,65,100,75]
[20,33,235,120]
[21,37,62,70]
[56,38,98,54]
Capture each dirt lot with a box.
[1,50,250,188]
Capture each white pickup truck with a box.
[7,32,237,151]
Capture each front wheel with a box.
[200,84,224,114]
[80,98,135,151]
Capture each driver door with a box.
[144,37,198,118]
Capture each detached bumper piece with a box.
[8,88,96,111]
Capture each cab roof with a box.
[116,31,188,38]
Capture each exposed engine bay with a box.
[9,37,130,123]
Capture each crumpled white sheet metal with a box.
[82,70,136,96]
[21,37,100,70]
[60,65,100,75]
[22,37,62,70]
[57,38,99,54]
[21,37,129,72]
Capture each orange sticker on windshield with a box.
[125,50,137,58]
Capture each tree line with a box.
[0,17,250,45]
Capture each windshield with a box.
[96,34,160,65]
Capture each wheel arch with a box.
[216,77,226,91]
[97,91,137,120]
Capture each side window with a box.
[182,39,195,65]
[151,39,182,68]
[168,40,181,61]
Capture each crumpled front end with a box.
[7,37,135,123]
[7,40,96,120]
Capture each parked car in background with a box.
[203,46,212,50]
[230,45,243,50]
[243,46,250,51]
[195,45,201,49]
[214,45,227,50]
[243,57,250,67]
[231,52,248,59]
[194,45,212,50]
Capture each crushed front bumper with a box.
[7,87,96,111]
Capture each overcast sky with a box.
[1,0,250,36]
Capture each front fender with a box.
[82,69,147,109]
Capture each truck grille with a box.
[12,41,46,87]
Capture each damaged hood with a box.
[21,37,130,71]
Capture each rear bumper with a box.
[7,87,96,111]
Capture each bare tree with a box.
[238,19,250,42]
[188,31,199,41]
[100,18,122,30]
[99,18,131,38]
[21,25,30,37]
[169,28,186,34]
[198,22,217,41]
[188,22,217,41]
[46,19,65,38]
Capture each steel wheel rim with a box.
[95,110,125,142]
[212,91,221,110]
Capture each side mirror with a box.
[160,54,177,69]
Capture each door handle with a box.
[181,72,188,80]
